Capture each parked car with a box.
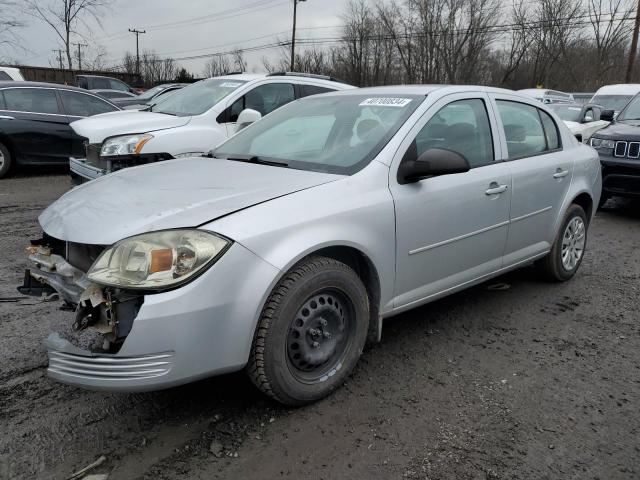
[111,83,186,109]
[589,91,640,206]
[75,74,136,94]
[68,72,354,183]
[589,84,640,115]
[549,102,609,142]
[518,88,574,104]
[0,81,120,178]
[91,89,138,101]
[0,66,24,81]
[19,85,601,405]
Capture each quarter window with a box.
[412,98,494,168]
[496,101,547,158]
[300,85,335,97]
[3,88,61,114]
[60,90,117,117]
[539,110,560,150]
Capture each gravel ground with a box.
[0,172,639,480]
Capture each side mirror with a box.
[600,110,615,122]
[235,108,262,133]
[397,148,470,185]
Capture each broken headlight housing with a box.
[87,230,231,290]
[101,133,153,156]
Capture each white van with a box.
[589,84,640,114]
[69,73,354,182]
[0,66,24,81]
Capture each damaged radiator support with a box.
[18,241,144,353]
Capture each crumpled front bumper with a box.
[21,241,280,392]
[70,157,104,183]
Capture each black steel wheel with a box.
[247,256,369,406]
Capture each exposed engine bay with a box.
[18,234,143,354]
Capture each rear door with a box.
[390,93,512,307]
[489,94,573,265]
[0,87,72,165]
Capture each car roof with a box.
[593,84,640,95]
[322,84,532,97]
[0,81,94,93]
[208,73,353,88]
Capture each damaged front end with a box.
[18,235,143,355]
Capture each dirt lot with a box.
[0,172,639,480]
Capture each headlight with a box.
[87,230,231,290]
[590,137,614,149]
[101,134,153,156]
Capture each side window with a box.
[229,97,244,122]
[245,83,295,116]
[76,77,88,89]
[109,79,129,91]
[0,72,11,81]
[3,88,61,114]
[496,101,547,159]
[539,110,560,150]
[60,90,117,117]
[300,85,334,98]
[412,98,494,168]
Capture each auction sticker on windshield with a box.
[359,98,412,107]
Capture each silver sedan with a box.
[21,85,602,405]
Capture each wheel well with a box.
[0,134,16,166]
[572,193,593,222]
[312,246,382,343]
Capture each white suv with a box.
[69,73,354,182]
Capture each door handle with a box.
[485,183,508,195]
[553,168,569,179]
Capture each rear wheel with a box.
[247,256,369,406]
[0,142,12,178]
[536,204,588,281]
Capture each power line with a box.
[73,42,88,70]
[129,28,146,75]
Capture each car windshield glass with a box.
[591,94,633,112]
[616,95,640,120]
[137,85,165,100]
[214,94,423,175]
[153,79,247,116]
[549,104,582,122]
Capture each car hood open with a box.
[70,110,192,144]
[40,157,341,245]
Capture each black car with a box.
[75,75,136,94]
[111,83,186,109]
[589,94,640,205]
[0,81,120,178]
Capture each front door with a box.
[390,93,511,309]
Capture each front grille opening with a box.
[614,141,627,157]
[628,142,640,158]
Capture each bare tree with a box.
[23,0,111,69]
[203,55,232,77]
[0,0,25,59]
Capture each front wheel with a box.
[536,204,588,281]
[247,256,369,406]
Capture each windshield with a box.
[214,94,423,175]
[616,94,640,120]
[549,104,583,122]
[153,78,247,116]
[138,85,165,101]
[590,94,633,112]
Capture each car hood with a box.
[70,110,192,143]
[563,121,581,133]
[592,120,640,140]
[40,158,341,245]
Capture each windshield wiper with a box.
[223,155,289,168]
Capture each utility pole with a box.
[53,49,64,69]
[73,42,88,71]
[128,28,146,75]
[626,0,640,82]
[290,0,307,72]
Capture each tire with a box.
[535,204,588,282]
[247,256,369,406]
[0,142,12,179]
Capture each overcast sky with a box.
[10,0,347,75]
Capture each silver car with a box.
[20,86,602,405]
